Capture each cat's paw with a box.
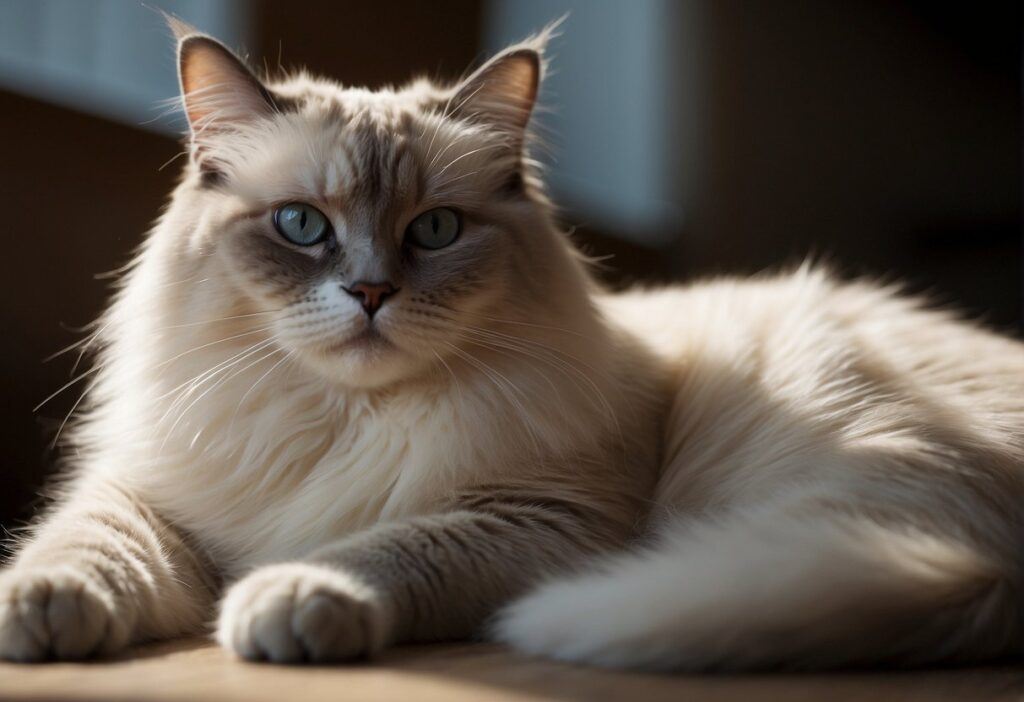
[217,563,392,663]
[0,566,131,662]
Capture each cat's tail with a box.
[492,508,1019,671]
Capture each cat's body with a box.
[526,273,1023,668]
[0,23,1020,669]
[71,141,662,582]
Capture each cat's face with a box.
[172,31,559,388]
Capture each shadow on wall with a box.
[680,1,1020,331]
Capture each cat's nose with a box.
[343,281,397,317]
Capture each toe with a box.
[47,584,108,659]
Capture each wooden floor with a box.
[0,638,1020,702]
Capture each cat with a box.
[0,19,1020,670]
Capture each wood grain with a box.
[0,638,1020,702]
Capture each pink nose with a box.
[344,281,397,317]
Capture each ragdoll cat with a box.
[0,21,1020,670]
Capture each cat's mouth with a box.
[324,326,394,355]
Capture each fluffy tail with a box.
[493,509,1019,671]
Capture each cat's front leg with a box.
[0,479,216,661]
[216,562,390,662]
[217,488,629,663]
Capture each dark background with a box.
[1,1,1020,536]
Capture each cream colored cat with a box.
[0,22,1020,670]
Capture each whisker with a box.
[406,312,627,456]
[154,311,275,332]
[49,374,102,450]
[43,326,106,364]
[481,334,625,462]
[34,364,104,413]
[459,310,590,338]
[161,345,282,450]
[435,143,506,180]
[422,82,484,169]
[432,349,462,403]
[157,338,276,414]
[460,334,566,413]
[442,341,543,457]
[154,326,274,370]
[230,350,294,427]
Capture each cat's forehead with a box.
[271,74,447,125]
[220,77,505,210]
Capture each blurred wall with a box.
[0,0,248,133]
[681,1,1020,328]
[0,92,177,531]
[487,0,686,245]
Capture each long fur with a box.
[497,271,1023,669]
[0,25,1020,669]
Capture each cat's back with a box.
[599,267,1024,516]
[601,265,1024,397]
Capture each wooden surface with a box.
[0,638,1020,702]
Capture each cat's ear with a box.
[171,18,276,143]
[449,44,544,146]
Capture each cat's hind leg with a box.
[494,504,1018,671]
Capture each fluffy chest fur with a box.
[86,276,633,577]
[121,365,475,574]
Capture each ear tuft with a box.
[462,49,539,132]
[163,12,200,43]
[176,33,275,139]
[449,25,556,143]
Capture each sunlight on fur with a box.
[0,17,1020,670]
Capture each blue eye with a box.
[406,208,460,249]
[274,203,331,246]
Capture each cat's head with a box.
[161,21,589,389]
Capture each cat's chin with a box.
[324,326,393,355]
[296,336,424,389]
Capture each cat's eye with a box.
[405,208,460,250]
[273,202,331,247]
